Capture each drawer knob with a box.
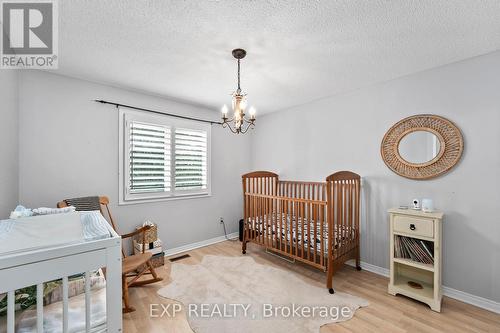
[409,224,416,231]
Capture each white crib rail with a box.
[0,233,122,333]
[63,276,69,332]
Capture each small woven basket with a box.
[135,223,157,243]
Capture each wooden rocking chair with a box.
[57,196,163,313]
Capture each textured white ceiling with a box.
[56,1,500,113]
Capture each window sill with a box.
[119,193,212,206]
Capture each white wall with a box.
[18,71,251,251]
[0,71,19,218]
[251,51,500,302]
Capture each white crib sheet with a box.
[0,212,111,256]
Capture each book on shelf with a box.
[394,235,434,265]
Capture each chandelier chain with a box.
[237,59,241,92]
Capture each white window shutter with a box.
[129,122,171,193]
[174,128,208,190]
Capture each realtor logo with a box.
[1,0,58,68]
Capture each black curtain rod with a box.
[94,99,222,125]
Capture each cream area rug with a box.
[158,255,368,333]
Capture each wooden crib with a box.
[241,171,361,294]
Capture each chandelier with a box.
[221,48,256,134]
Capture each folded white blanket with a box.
[81,211,112,241]
[32,206,76,216]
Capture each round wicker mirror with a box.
[381,114,463,180]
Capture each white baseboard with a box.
[442,286,500,314]
[347,260,500,314]
[346,259,390,277]
[164,232,238,257]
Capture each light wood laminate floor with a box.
[123,240,500,332]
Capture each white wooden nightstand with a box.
[388,208,444,312]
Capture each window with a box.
[119,108,211,204]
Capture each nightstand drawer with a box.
[393,215,434,238]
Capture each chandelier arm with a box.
[240,121,255,134]
[242,117,255,124]
[224,121,240,134]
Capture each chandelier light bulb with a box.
[221,104,228,115]
[249,106,256,117]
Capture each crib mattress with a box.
[0,212,112,256]
[246,214,356,254]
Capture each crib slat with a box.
[269,179,272,246]
[262,188,265,245]
[279,197,283,251]
[342,180,349,254]
[269,193,272,247]
[313,203,317,264]
[340,181,344,256]
[294,201,299,257]
[306,201,311,261]
[251,182,255,240]
[254,189,257,242]
[248,188,255,240]
[342,181,347,256]
[274,196,278,249]
[335,181,341,258]
[286,200,289,253]
[37,283,43,332]
[316,184,321,262]
[85,271,91,333]
[265,195,269,247]
[261,196,264,245]
[262,194,265,246]
[349,181,353,250]
[347,181,350,253]
[261,195,264,246]
[345,181,349,253]
[320,202,324,266]
[290,200,294,256]
[257,195,260,245]
[301,202,305,259]
[7,290,14,333]
[346,181,351,252]
[290,199,294,256]
[274,180,278,249]
[285,199,289,255]
[282,198,285,253]
[262,195,266,247]
[63,276,69,333]
[289,200,293,256]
